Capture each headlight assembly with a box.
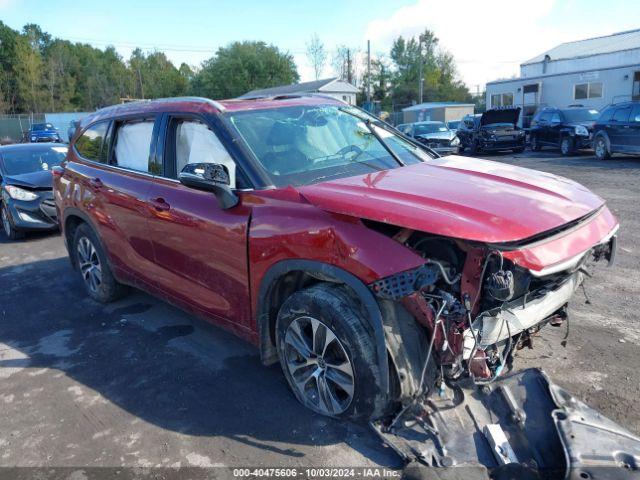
[575,125,589,136]
[5,185,39,201]
[451,136,460,146]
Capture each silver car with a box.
[397,121,460,155]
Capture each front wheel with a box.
[560,136,575,156]
[276,284,389,420]
[1,204,24,240]
[72,223,128,303]
[594,136,611,160]
[513,147,525,154]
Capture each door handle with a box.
[89,177,103,190]
[149,197,171,212]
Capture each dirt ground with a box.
[0,148,638,470]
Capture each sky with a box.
[1,0,639,91]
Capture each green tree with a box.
[14,34,45,112]
[191,41,299,99]
[127,49,188,99]
[389,29,472,107]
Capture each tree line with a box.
[0,21,474,114]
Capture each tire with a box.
[530,135,541,151]
[594,136,611,160]
[469,140,479,155]
[560,136,574,156]
[1,203,24,240]
[276,284,388,421]
[72,223,128,303]
[513,147,525,154]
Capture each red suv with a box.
[54,96,617,421]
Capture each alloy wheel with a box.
[283,316,355,416]
[77,236,102,294]
[561,138,571,155]
[1,207,11,237]
[531,136,537,150]
[595,139,606,159]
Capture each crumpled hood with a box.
[298,156,605,243]
[4,170,53,189]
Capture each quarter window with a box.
[75,122,110,162]
[113,119,155,173]
[574,82,603,100]
[174,120,237,188]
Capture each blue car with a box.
[26,122,63,143]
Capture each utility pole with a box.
[346,49,352,84]
[366,40,371,104]
[418,34,423,104]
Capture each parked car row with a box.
[396,100,640,159]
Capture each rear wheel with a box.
[72,223,128,303]
[594,136,611,160]
[560,136,574,156]
[469,140,479,155]
[1,204,24,240]
[276,284,388,420]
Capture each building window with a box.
[490,93,514,108]
[574,82,603,100]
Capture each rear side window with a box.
[75,122,110,162]
[113,119,156,173]
[612,107,631,122]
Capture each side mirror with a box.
[178,163,238,210]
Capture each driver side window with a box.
[173,119,237,189]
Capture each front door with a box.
[146,115,253,332]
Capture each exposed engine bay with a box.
[364,223,640,478]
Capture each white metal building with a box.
[239,78,359,105]
[401,102,475,124]
[486,29,640,127]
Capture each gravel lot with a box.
[0,149,638,469]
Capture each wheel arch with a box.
[256,259,389,394]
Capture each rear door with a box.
[629,104,640,152]
[71,118,158,282]
[610,106,632,149]
[145,113,253,331]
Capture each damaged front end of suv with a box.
[360,211,638,478]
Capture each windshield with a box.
[447,121,460,129]
[561,109,599,122]
[226,105,433,187]
[31,123,55,131]
[414,123,448,135]
[1,146,67,175]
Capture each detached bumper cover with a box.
[373,368,640,479]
